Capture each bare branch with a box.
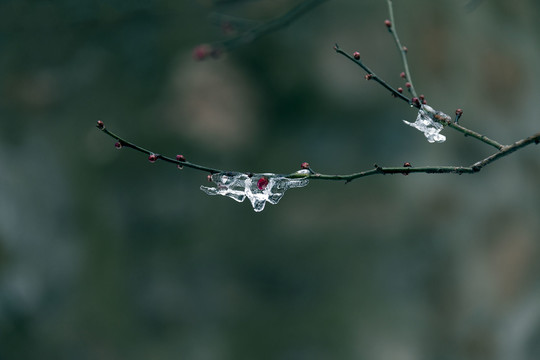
[386,0,419,98]
[198,0,328,58]
[96,121,540,185]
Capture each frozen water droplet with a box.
[200,172,309,212]
[403,106,446,143]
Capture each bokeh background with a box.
[1,0,540,359]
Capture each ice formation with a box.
[403,105,446,143]
[200,172,309,212]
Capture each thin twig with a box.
[290,132,540,182]
[386,0,418,98]
[97,122,224,174]
[335,46,505,151]
[446,121,504,150]
[97,121,540,184]
[471,132,540,169]
[334,44,413,105]
[211,0,328,53]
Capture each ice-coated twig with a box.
[201,172,309,212]
[403,105,447,143]
[334,44,509,149]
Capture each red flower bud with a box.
[403,162,412,176]
[176,154,186,162]
[192,44,211,61]
[301,162,310,169]
[397,87,403,93]
[97,120,104,130]
[400,72,406,79]
[148,154,158,163]
[257,177,269,190]
[353,51,360,60]
[384,19,392,28]
[455,108,464,123]
[115,142,122,149]
[405,82,411,88]
[365,74,373,80]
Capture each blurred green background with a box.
[1,0,540,359]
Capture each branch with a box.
[194,0,328,59]
[333,44,413,106]
[96,121,224,175]
[295,132,540,182]
[96,121,540,185]
[334,45,505,150]
[386,0,419,99]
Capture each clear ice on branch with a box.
[403,105,446,143]
[200,172,309,212]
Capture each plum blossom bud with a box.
[115,142,122,149]
[192,44,212,61]
[403,162,412,176]
[257,177,269,190]
[97,120,104,130]
[176,154,186,162]
[353,52,360,60]
[384,19,392,28]
[455,108,463,123]
[148,154,158,163]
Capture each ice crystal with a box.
[403,105,446,143]
[200,172,309,212]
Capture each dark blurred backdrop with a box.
[1,0,540,359]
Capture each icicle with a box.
[403,105,446,143]
[200,172,309,212]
